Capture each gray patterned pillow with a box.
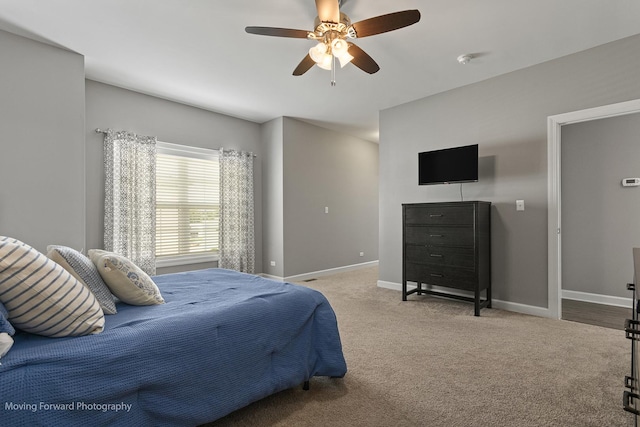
[0,301,12,356]
[88,250,164,306]
[47,245,117,315]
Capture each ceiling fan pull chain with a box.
[331,55,336,86]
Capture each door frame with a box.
[547,99,640,319]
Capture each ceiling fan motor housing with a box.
[312,12,352,40]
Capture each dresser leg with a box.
[402,281,407,301]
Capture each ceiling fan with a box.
[245,0,420,84]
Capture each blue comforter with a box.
[0,268,347,426]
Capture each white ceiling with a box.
[1,0,639,142]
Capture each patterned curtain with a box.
[103,129,157,275]
[219,149,255,273]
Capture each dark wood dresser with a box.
[402,201,491,316]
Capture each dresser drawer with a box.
[404,226,474,247]
[405,263,476,290]
[404,205,474,225]
[405,244,475,268]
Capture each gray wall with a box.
[85,80,263,274]
[282,118,379,277]
[0,29,86,253]
[379,33,640,309]
[561,113,640,298]
[261,117,379,278]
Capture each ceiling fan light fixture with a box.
[331,38,349,56]
[317,53,333,70]
[337,51,353,67]
[309,42,328,63]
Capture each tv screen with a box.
[418,144,478,185]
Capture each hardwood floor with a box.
[562,299,632,330]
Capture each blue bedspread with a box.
[0,268,347,426]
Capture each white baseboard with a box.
[377,280,553,318]
[491,299,551,318]
[562,289,632,308]
[261,260,379,283]
[377,281,633,317]
[377,280,401,291]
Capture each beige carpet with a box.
[206,267,632,426]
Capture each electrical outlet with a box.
[359,252,364,257]
[270,261,276,267]
[516,200,525,211]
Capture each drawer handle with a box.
[430,273,443,278]
[429,214,443,218]
[429,234,443,238]
[429,254,443,258]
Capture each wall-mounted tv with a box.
[418,144,478,185]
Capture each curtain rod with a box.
[95,128,256,157]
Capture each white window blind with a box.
[155,142,219,266]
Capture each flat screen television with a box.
[418,144,478,185]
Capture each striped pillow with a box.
[0,237,105,337]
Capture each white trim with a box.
[562,289,633,308]
[547,99,640,320]
[261,261,380,283]
[376,280,551,317]
[156,140,219,160]
[377,280,401,291]
[285,261,379,282]
[491,300,550,318]
[156,253,219,268]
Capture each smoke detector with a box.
[457,54,473,65]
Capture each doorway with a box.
[547,99,640,320]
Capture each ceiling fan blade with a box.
[351,10,421,38]
[348,43,380,74]
[293,54,316,76]
[315,0,340,23]
[245,26,310,39]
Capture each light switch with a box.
[325,206,329,214]
[516,200,525,211]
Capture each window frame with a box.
[155,141,220,268]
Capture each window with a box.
[155,142,220,267]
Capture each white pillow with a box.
[0,236,105,337]
[88,250,164,306]
[0,332,13,359]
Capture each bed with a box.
[0,268,347,426]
